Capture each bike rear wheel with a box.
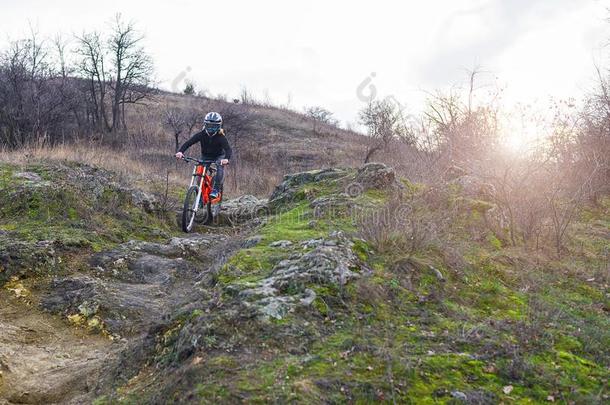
[182,186,200,232]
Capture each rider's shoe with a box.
[209,188,220,199]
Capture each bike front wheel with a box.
[182,185,200,233]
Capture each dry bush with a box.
[357,192,450,255]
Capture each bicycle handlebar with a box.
[179,156,220,165]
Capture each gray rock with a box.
[300,238,325,249]
[243,235,263,248]
[269,240,292,248]
[354,163,400,191]
[78,300,100,318]
[0,235,59,285]
[450,175,495,199]
[217,195,269,225]
[41,234,227,336]
[13,172,42,182]
[233,232,364,320]
[451,391,468,401]
[310,193,356,218]
[268,168,350,210]
[258,297,291,320]
[299,289,317,306]
[128,188,159,213]
[428,265,445,282]
[92,234,221,264]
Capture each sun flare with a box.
[500,112,545,154]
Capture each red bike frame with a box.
[192,162,222,205]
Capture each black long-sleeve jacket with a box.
[178,129,232,160]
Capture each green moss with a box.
[261,206,321,243]
[486,232,502,249]
[352,239,371,261]
[408,354,501,396]
[362,188,387,202]
[219,202,329,285]
[527,350,609,401]
[0,163,178,284]
[400,178,424,194]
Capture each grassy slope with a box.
[152,170,609,404]
[1,160,607,403]
[0,161,178,283]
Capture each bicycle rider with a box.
[175,112,232,199]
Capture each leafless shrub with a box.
[305,106,338,135]
[422,69,501,172]
[75,14,155,135]
[358,193,449,255]
[163,107,200,152]
[150,169,178,216]
[359,99,409,163]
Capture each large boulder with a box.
[354,163,400,191]
[309,193,357,218]
[40,234,227,336]
[268,168,350,210]
[217,195,269,225]
[229,231,368,320]
[52,162,161,213]
[0,236,60,285]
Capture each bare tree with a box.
[163,107,200,152]
[240,86,254,105]
[75,15,154,135]
[107,14,154,132]
[75,31,111,132]
[359,99,406,163]
[0,28,81,146]
[163,108,186,152]
[423,70,500,171]
[305,106,337,134]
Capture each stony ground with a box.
[0,161,608,404]
[0,230,239,404]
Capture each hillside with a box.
[124,92,372,197]
[158,93,369,171]
[0,90,375,201]
[0,160,608,404]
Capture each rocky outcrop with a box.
[40,234,227,336]
[268,168,350,210]
[268,164,402,212]
[228,232,368,320]
[217,195,269,225]
[310,193,357,218]
[0,236,60,284]
[354,162,402,192]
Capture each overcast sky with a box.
[1,0,609,127]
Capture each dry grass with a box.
[0,141,186,192]
[0,140,287,199]
[0,92,410,198]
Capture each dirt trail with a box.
[0,291,118,404]
[0,231,235,404]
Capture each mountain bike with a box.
[179,156,224,232]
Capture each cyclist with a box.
[175,112,232,199]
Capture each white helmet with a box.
[203,111,222,136]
